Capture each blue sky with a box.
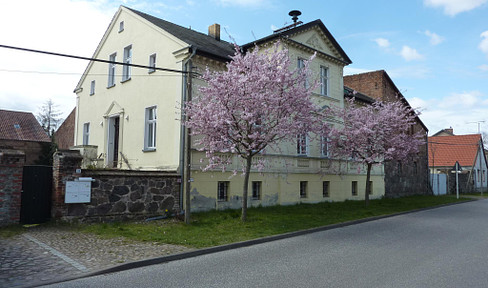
[1,0,487,136]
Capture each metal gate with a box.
[20,165,52,224]
[430,173,447,195]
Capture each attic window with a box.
[14,124,20,129]
[119,21,124,33]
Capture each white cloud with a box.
[0,0,115,119]
[479,64,488,71]
[438,91,483,109]
[374,38,390,48]
[424,0,488,16]
[424,30,445,45]
[400,46,425,61]
[479,31,488,56]
[410,91,488,135]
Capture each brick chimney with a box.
[208,23,220,41]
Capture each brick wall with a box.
[0,149,25,226]
[55,108,75,150]
[52,150,181,222]
[345,71,431,197]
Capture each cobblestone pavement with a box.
[0,226,192,288]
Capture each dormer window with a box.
[14,124,20,129]
[119,21,124,32]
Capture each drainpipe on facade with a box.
[179,46,196,223]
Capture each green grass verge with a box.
[0,195,470,245]
[78,195,468,248]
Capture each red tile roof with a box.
[428,134,481,168]
[0,109,51,142]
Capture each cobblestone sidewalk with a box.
[0,226,191,288]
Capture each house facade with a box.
[74,6,385,212]
[429,132,487,192]
[344,70,431,197]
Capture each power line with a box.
[0,44,193,75]
[0,68,183,77]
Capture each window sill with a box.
[107,84,116,89]
[148,70,155,74]
[142,148,156,152]
[121,77,131,83]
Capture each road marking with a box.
[23,234,88,272]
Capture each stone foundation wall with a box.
[0,149,25,226]
[53,149,181,222]
[65,170,181,222]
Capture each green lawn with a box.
[0,195,470,246]
[78,195,469,248]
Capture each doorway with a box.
[107,115,120,168]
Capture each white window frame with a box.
[122,45,132,82]
[149,53,156,73]
[218,181,229,201]
[144,106,157,151]
[108,53,116,87]
[297,134,308,156]
[321,136,330,157]
[252,181,261,200]
[119,21,124,32]
[320,66,329,96]
[90,80,95,95]
[83,122,90,145]
[298,58,309,88]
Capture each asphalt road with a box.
[44,199,488,288]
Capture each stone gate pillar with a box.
[52,150,83,219]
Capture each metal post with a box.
[456,162,459,199]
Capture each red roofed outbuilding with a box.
[429,133,488,191]
[0,109,51,165]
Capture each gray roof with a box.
[344,86,375,104]
[126,7,235,61]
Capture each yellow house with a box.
[73,6,385,212]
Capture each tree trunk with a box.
[241,156,252,222]
[365,162,372,206]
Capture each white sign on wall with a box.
[65,179,92,203]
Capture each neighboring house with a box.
[74,6,386,212]
[429,132,488,192]
[54,108,75,150]
[344,70,431,197]
[431,127,454,137]
[0,109,51,165]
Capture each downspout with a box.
[179,46,196,214]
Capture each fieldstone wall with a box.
[53,150,181,222]
[0,149,25,226]
[448,173,473,194]
[66,170,181,222]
